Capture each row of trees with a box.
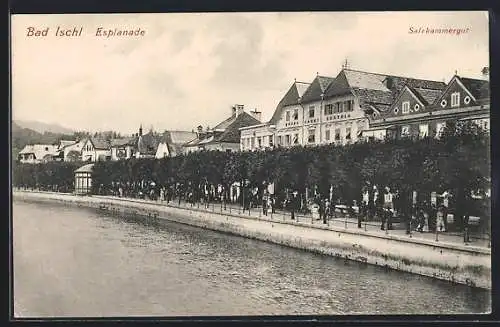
[12,121,490,223]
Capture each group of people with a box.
[102,179,478,240]
[357,184,452,234]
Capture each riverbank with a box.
[13,190,491,290]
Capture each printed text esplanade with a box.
[239,68,490,151]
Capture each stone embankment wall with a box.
[13,191,491,290]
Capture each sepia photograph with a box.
[11,11,491,317]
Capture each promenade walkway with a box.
[97,195,491,250]
[13,189,490,249]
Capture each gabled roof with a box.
[62,139,86,153]
[90,138,111,150]
[300,75,335,103]
[352,88,394,111]
[18,144,59,158]
[268,81,310,124]
[157,130,197,156]
[208,112,261,144]
[59,140,76,149]
[183,137,202,147]
[388,76,445,91]
[110,137,137,147]
[460,77,490,99]
[410,87,442,105]
[325,68,446,99]
[213,115,237,131]
[168,131,197,144]
[75,163,94,173]
[137,132,160,155]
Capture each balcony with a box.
[304,118,319,125]
[285,121,300,127]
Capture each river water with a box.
[13,200,490,317]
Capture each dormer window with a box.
[402,101,410,114]
[451,92,460,107]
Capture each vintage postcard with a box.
[11,11,491,318]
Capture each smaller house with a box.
[60,139,86,162]
[18,144,59,164]
[136,129,161,159]
[81,137,111,162]
[184,104,262,153]
[110,136,137,160]
[155,130,197,159]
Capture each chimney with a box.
[232,104,244,117]
[250,109,262,122]
[139,124,143,136]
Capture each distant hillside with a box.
[15,120,75,135]
[11,121,74,160]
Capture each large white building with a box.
[240,68,459,150]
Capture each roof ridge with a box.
[343,68,445,83]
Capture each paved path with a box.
[13,190,490,249]
[109,196,491,249]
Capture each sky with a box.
[11,11,489,135]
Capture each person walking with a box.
[262,190,269,216]
[383,187,394,230]
[290,191,298,220]
[375,187,385,230]
[270,195,276,214]
[324,198,330,224]
[319,197,325,222]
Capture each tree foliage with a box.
[12,122,490,211]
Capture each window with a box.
[285,134,291,145]
[308,106,315,118]
[277,135,282,145]
[293,109,299,120]
[414,104,420,111]
[308,129,315,143]
[346,127,352,140]
[440,99,447,108]
[335,128,341,141]
[402,101,410,114]
[257,137,262,148]
[464,96,471,105]
[293,133,299,145]
[393,107,399,114]
[435,122,446,139]
[325,130,330,141]
[401,125,410,137]
[285,111,290,122]
[451,92,460,107]
[334,103,340,113]
[339,102,345,113]
[346,100,353,112]
[419,124,428,138]
[325,104,334,115]
[269,136,274,147]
